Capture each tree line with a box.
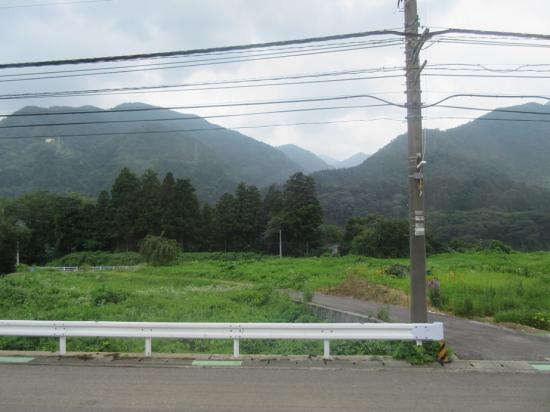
[0,168,323,273]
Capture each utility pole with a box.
[404,0,428,323]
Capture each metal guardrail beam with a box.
[0,320,444,359]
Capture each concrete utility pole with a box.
[404,0,428,322]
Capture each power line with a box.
[0,103,394,130]
[423,93,550,108]
[0,42,403,83]
[0,94,404,118]
[429,28,550,41]
[0,29,408,70]
[0,38,400,78]
[0,117,406,141]
[0,72,404,100]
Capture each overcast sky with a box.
[1,0,549,159]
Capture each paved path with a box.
[306,292,550,361]
[0,362,548,411]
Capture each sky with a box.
[0,0,549,160]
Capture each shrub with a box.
[49,251,142,267]
[91,286,129,306]
[383,264,409,278]
[391,341,441,365]
[139,236,180,266]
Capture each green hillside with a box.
[313,102,550,248]
[0,103,301,202]
[277,144,332,173]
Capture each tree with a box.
[139,235,180,266]
[171,179,201,251]
[350,217,409,258]
[279,173,323,255]
[213,193,238,251]
[111,167,140,250]
[93,190,115,250]
[135,169,162,239]
[234,183,264,250]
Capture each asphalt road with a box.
[304,292,550,361]
[0,363,548,411]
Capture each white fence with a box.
[0,320,444,359]
[36,266,138,272]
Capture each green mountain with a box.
[277,144,332,173]
[0,103,302,201]
[337,152,370,168]
[314,102,550,226]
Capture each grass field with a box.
[0,251,548,360]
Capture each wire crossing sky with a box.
[1,0,549,158]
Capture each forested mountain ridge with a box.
[313,102,550,227]
[277,144,332,173]
[0,103,302,201]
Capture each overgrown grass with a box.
[1,251,547,361]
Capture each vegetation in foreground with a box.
[0,261,439,363]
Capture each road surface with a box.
[0,362,548,411]
[299,292,550,361]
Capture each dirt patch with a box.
[322,275,409,306]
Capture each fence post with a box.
[233,339,240,358]
[323,339,331,360]
[145,337,152,357]
[59,336,66,356]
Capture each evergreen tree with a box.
[94,190,115,250]
[135,169,162,239]
[171,178,201,251]
[111,167,140,250]
[198,203,214,251]
[213,193,238,251]
[279,172,323,255]
[234,183,264,250]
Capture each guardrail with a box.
[35,266,138,272]
[0,320,444,359]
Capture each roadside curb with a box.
[0,352,547,374]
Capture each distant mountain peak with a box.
[277,144,331,173]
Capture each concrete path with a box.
[304,292,550,361]
[1,362,549,411]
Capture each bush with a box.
[91,286,129,306]
[383,264,409,278]
[139,236,180,266]
[392,341,441,365]
[495,310,550,330]
[49,251,142,267]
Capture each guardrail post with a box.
[59,336,66,356]
[323,339,330,360]
[233,339,240,358]
[145,337,152,357]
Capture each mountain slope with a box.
[313,102,550,224]
[0,103,302,201]
[337,152,370,168]
[277,144,332,173]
